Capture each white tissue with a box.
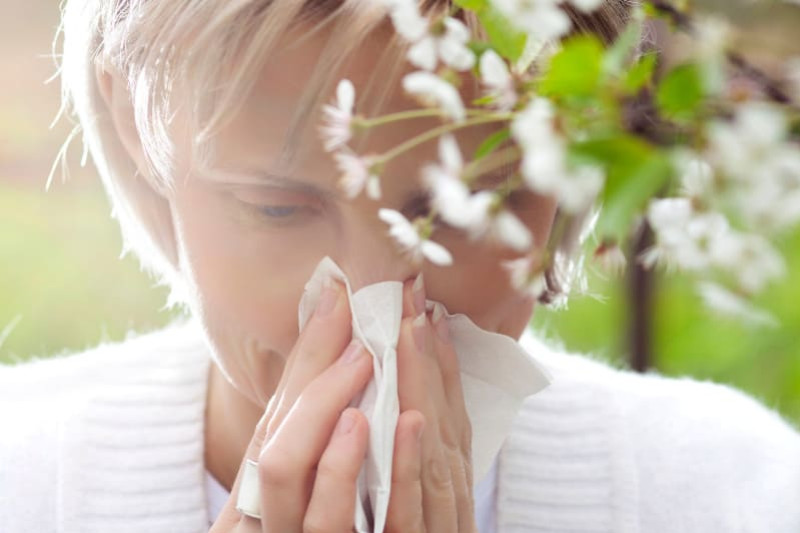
[297,257,552,533]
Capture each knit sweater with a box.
[1,319,799,533]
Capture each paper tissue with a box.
[237,257,552,532]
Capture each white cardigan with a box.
[1,319,799,533]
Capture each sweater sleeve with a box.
[616,372,800,533]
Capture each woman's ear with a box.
[94,61,151,185]
[92,58,183,277]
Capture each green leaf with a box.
[477,6,527,63]
[623,52,657,94]
[656,63,705,122]
[597,153,672,240]
[570,136,673,240]
[453,0,487,9]
[539,35,605,98]
[602,16,644,77]
[473,129,510,161]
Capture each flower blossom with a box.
[697,282,777,327]
[479,50,517,111]
[593,240,627,277]
[492,0,605,41]
[333,151,381,200]
[503,256,547,298]
[320,79,355,152]
[706,101,800,231]
[378,208,453,266]
[423,135,532,251]
[384,0,475,71]
[644,198,785,295]
[643,198,728,271]
[511,97,604,213]
[402,71,466,122]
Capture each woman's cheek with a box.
[173,187,334,357]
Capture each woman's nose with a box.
[333,218,418,291]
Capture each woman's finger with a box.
[430,302,473,461]
[303,408,369,533]
[266,279,352,438]
[259,340,372,531]
[397,313,458,532]
[385,410,426,533]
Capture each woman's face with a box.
[166,25,558,406]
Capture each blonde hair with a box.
[54,0,638,306]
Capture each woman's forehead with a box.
[204,18,490,195]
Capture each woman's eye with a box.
[257,204,301,218]
[225,187,323,226]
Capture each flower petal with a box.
[421,239,454,266]
[402,71,466,122]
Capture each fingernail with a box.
[412,273,426,316]
[338,339,364,364]
[316,280,340,317]
[335,409,357,436]
[412,313,426,352]
[431,303,450,344]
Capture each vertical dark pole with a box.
[628,222,655,373]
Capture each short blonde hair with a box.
[54,0,638,306]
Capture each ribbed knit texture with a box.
[498,331,640,533]
[1,320,211,533]
[2,320,799,533]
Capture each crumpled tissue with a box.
[237,256,552,531]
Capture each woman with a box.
[1,0,799,532]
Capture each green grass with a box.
[0,181,178,362]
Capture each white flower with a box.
[645,198,786,295]
[511,97,556,148]
[383,0,428,42]
[644,198,728,271]
[424,135,490,229]
[402,71,466,121]
[594,241,627,277]
[378,208,453,265]
[333,152,381,200]
[569,0,606,11]
[707,102,787,183]
[384,0,474,71]
[408,17,476,71]
[480,50,517,110]
[512,97,604,212]
[706,102,800,231]
[490,210,532,251]
[491,0,572,41]
[697,282,777,327]
[674,150,714,199]
[423,135,532,250]
[320,79,355,152]
[503,256,547,298]
[709,232,785,294]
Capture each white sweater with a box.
[1,319,799,533]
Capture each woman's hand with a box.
[209,280,373,532]
[385,275,477,533]
[209,274,476,533]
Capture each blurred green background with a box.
[1,1,799,422]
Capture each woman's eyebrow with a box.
[197,167,336,197]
